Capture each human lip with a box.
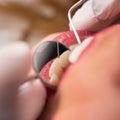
[54,30,93,47]
[40,30,93,96]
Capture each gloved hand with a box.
[0,42,46,120]
[71,0,120,31]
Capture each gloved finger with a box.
[71,0,120,32]
[18,79,46,120]
[0,42,31,120]
[0,42,32,84]
[17,34,61,120]
[92,0,120,20]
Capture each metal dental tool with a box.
[68,0,85,44]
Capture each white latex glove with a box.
[71,0,120,31]
[0,42,46,120]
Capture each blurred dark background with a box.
[0,0,77,46]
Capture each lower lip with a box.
[40,30,93,96]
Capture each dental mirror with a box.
[32,41,69,89]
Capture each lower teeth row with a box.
[49,50,71,86]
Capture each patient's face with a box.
[39,25,120,120]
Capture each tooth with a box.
[49,58,63,79]
[59,50,70,69]
[69,37,93,63]
[49,50,71,87]
[50,74,59,86]
[70,44,78,50]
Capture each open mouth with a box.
[34,30,93,96]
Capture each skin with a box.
[0,0,120,119]
[19,0,120,119]
[0,24,120,120]
[38,24,120,120]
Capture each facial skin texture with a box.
[39,24,120,120]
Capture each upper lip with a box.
[54,30,93,47]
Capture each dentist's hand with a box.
[71,0,120,31]
[0,42,46,120]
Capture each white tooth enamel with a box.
[70,44,78,50]
[69,37,93,63]
[59,50,70,68]
[49,58,63,79]
[49,50,71,86]
[50,74,59,86]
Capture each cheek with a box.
[40,25,120,120]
